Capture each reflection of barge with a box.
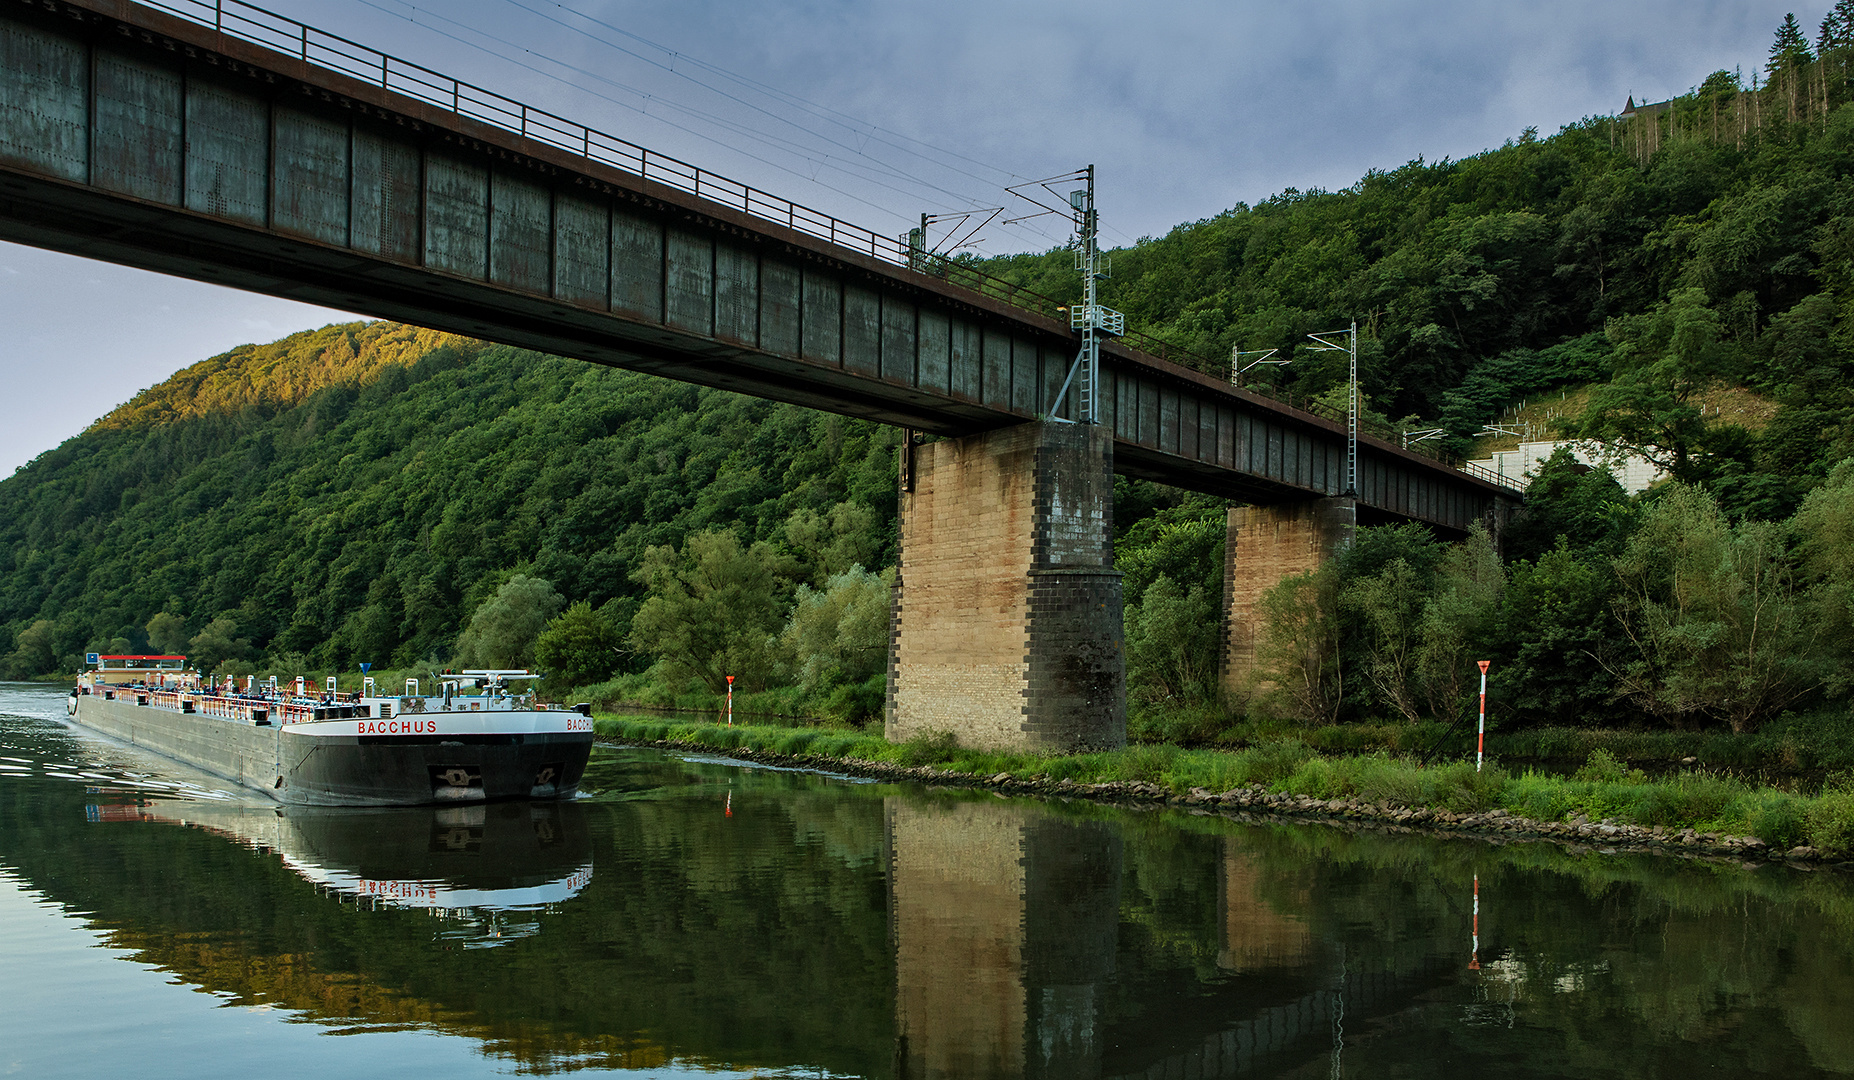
[111,800,595,914]
[70,656,593,806]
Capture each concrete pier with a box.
[1221,497,1357,693]
[886,421,1124,753]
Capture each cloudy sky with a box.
[0,0,1808,475]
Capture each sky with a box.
[0,0,1812,476]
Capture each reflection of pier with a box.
[94,799,593,914]
[1105,967,1423,1080]
[887,798,1122,1080]
[1103,836,1455,1080]
[889,809,1455,1080]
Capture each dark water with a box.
[4,683,1854,1078]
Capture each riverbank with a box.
[593,716,1854,868]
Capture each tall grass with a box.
[596,715,1854,854]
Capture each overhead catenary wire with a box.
[342,0,1103,254]
[348,0,934,228]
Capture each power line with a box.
[342,0,1092,254]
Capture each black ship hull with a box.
[70,694,593,806]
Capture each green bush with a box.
[895,730,958,767]
[1745,792,1806,848]
[1574,748,1630,783]
[1243,740,1315,786]
[1806,791,1854,852]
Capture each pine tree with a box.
[1771,12,1814,72]
[1819,0,1854,53]
[1822,0,1854,105]
[1769,14,1814,121]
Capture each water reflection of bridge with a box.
[887,797,1456,1080]
[12,712,1466,1078]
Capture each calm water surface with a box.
[3,681,1852,1078]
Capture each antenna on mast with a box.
[1012,166,1122,424]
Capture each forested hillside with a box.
[0,322,903,682]
[6,9,1854,737]
[984,7,1854,517]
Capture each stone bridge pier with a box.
[886,421,1125,753]
[1220,498,1358,694]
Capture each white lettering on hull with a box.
[291,711,593,738]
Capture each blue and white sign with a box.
[85,653,100,666]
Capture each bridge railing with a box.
[145,0,926,264]
[138,0,1243,339]
[137,0,1517,494]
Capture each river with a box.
[2,681,1852,1078]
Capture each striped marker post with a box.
[1469,874,1481,971]
[726,674,734,727]
[1476,660,1491,772]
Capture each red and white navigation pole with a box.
[1476,660,1491,772]
[726,674,734,727]
[1469,874,1481,971]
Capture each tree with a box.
[533,601,621,690]
[1250,565,1343,725]
[454,575,563,670]
[1493,541,1625,726]
[1821,0,1854,53]
[630,531,796,692]
[1412,527,1504,721]
[1609,484,1825,731]
[1502,447,1634,564]
[1772,13,1815,75]
[1571,289,1729,480]
[784,502,881,586]
[1769,13,1816,121]
[782,566,892,693]
[145,611,190,656]
[1340,558,1428,721]
[186,617,251,674]
[1791,457,1854,695]
[1125,574,1223,705]
[3,619,58,677]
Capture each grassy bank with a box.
[594,716,1854,856]
[571,672,886,725]
[1135,706,1854,776]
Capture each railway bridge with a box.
[0,0,1522,750]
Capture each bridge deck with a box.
[0,0,1518,530]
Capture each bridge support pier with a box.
[886,421,1125,753]
[1221,497,1357,693]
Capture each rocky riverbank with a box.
[605,734,1851,871]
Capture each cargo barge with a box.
[68,655,593,806]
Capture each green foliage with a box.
[532,601,620,690]
[0,322,900,675]
[782,565,892,718]
[145,611,189,656]
[1610,484,1828,730]
[1502,447,1634,564]
[186,617,250,674]
[1573,748,1637,783]
[1251,566,1343,724]
[454,574,563,670]
[589,711,1854,851]
[1117,496,1228,720]
[1571,289,1732,479]
[1125,575,1223,706]
[629,530,796,693]
[783,503,882,586]
[2,619,56,678]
